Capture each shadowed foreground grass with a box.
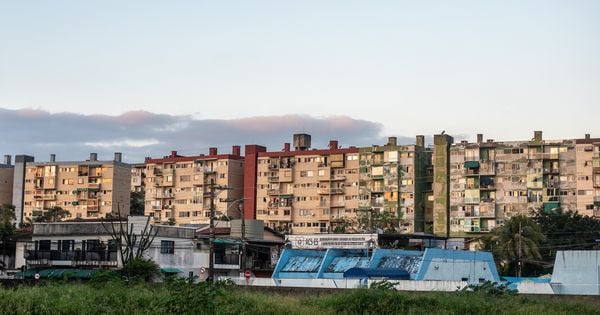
[1,282,599,315]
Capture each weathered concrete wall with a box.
[230,277,467,291]
[551,250,600,295]
[0,166,14,206]
[33,222,118,236]
[516,282,554,295]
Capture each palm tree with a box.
[484,214,545,276]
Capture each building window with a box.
[161,240,175,254]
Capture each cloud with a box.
[0,108,417,163]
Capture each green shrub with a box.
[119,257,160,282]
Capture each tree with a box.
[130,190,145,216]
[532,208,600,264]
[0,204,16,270]
[356,209,401,233]
[483,215,546,276]
[102,205,158,271]
[38,206,71,222]
[0,204,16,239]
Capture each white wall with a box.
[146,237,208,278]
[551,250,600,295]
[420,259,496,283]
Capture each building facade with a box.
[143,147,244,225]
[358,136,432,234]
[433,131,600,237]
[130,163,146,193]
[246,134,360,234]
[21,153,131,222]
[0,155,14,206]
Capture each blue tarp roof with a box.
[343,267,410,280]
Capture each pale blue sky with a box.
[1,1,599,144]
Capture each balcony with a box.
[543,153,559,160]
[26,250,118,267]
[86,205,99,211]
[479,162,496,175]
[88,183,101,189]
[480,183,495,190]
[155,180,174,187]
[268,164,279,171]
[464,197,481,204]
[162,205,174,210]
[318,188,344,195]
[319,175,332,181]
[267,189,280,196]
[370,186,384,193]
[214,253,240,270]
[465,169,480,176]
[268,176,279,183]
[42,194,56,200]
[543,168,560,175]
[156,192,175,198]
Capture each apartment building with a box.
[0,155,14,205]
[245,134,360,234]
[131,163,146,192]
[575,135,600,216]
[358,136,432,234]
[21,153,131,222]
[144,147,244,225]
[433,131,599,237]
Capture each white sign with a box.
[286,234,378,249]
[200,267,206,274]
[34,273,40,280]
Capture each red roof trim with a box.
[575,138,600,144]
[146,154,244,164]
[258,147,359,158]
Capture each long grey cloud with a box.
[0,108,421,163]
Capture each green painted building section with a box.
[433,134,453,237]
[357,136,432,234]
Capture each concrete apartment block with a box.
[433,131,600,238]
[358,136,432,234]
[144,147,244,225]
[249,134,360,234]
[21,153,131,222]
[0,155,14,206]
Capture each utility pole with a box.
[221,198,246,276]
[207,181,231,282]
[240,200,246,276]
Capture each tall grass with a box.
[1,282,599,315]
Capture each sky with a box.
[0,1,599,162]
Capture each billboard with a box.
[286,234,378,249]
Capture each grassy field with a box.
[1,281,599,315]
